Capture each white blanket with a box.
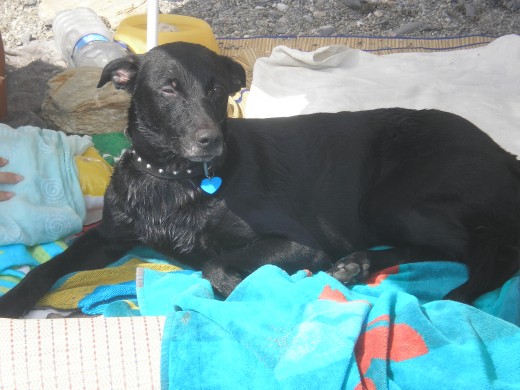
[245,34,520,156]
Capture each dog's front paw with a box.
[328,251,371,285]
[202,261,244,299]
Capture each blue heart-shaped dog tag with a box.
[200,176,222,194]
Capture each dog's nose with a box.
[195,128,222,149]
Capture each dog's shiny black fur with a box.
[0,42,519,318]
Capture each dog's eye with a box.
[209,86,225,97]
[161,80,179,96]
[161,87,176,95]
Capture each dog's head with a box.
[98,42,246,164]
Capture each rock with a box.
[391,21,428,36]
[5,40,64,69]
[303,15,314,23]
[317,25,335,35]
[374,10,384,18]
[20,32,32,45]
[6,56,62,113]
[275,24,289,34]
[338,0,362,10]
[6,111,47,129]
[313,10,327,18]
[314,0,328,8]
[41,67,130,135]
[464,3,477,19]
[504,0,520,11]
[275,3,289,12]
[5,47,64,129]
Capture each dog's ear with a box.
[220,56,246,95]
[97,55,140,91]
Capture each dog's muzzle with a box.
[186,128,224,162]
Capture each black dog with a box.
[0,42,518,318]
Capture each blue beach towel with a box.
[158,263,520,390]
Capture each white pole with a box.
[147,0,159,51]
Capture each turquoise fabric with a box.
[0,125,91,245]
[158,263,519,390]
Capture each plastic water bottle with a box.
[53,7,128,68]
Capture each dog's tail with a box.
[444,220,520,302]
[514,157,520,182]
[445,151,520,302]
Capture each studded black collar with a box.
[129,147,226,181]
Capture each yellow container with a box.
[114,14,220,55]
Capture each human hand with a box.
[0,157,24,201]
